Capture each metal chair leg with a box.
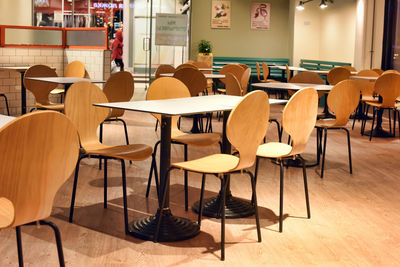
[344,128,353,174]
[120,159,129,234]
[245,170,261,242]
[220,176,228,261]
[299,156,311,219]
[279,160,284,232]
[145,141,160,198]
[16,226,23,267]
[104,158,108,208]
[39,220,65,267]
[369,107,376,141]
[320,128,328,178]
[198,174,206,226]
[0,94,10,115]
[184,144,189,211]
[69,156,85,223]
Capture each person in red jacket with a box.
[112,30,124,71]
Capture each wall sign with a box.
[211,1,231,29]
[251,3,270,30]
[155,13,188,46]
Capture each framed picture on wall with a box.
[251,3,270,30]
[211,1,231,29]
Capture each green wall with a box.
[190,0,291,60]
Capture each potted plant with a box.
[197,40,213,67]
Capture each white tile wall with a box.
[0,47,111,115]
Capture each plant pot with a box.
[197,53,213,68]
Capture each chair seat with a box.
[36,103,64,111]
[256,142,292,158]
[50,89,65,95]
[361,96,378,102]
[172,130,220,146]
[172,153,239,174]
[363,101,398,108]
[217,88,226,93]
[0,197,14,228]
[315,118,340,128]
[85,143,153,161]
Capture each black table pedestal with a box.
[128,209,200,242]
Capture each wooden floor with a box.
[1,98,400,266]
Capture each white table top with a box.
[252,82,333,91]
[349,75,378,82]
[310,70,358,75]
[269,66,307,72]
[160,73,225,79]
[26,77,105,84]
[198,68,214,71]
[0,115,15,128]
[94,95,287,116]
[0,66,31,72]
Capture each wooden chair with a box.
[255,87,318,232]
[155,64,175,79]
[262,62,280,82]
[191,61,214,94]
[155,90,270,260]
[219,64,244,85]
[100,71,134,147]
[382,69,399,75]
[362,73,400,140]
[357,69,380,77]
[24,65,64,111]
[0,92,9,115]
[285,64,291,83]
[239,63,250,70]
[225,73,242,96]
[327,67,351,85]
[51,60,86,97]
[315,80,360,178]
[145,77,221,211]
[0,111,80,266]
[289,71,325,84]
[372,68,384,75]
[176,63,197,71]
[240,68,251,95]
[64,81,153,232]
[342,65,357,72]
[173,68,207,96]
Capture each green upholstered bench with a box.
[213,57,289,81]
[300,59,351,71]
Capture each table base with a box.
[128,209,200,242]
[192,194,254,219]
[362,127,393,138]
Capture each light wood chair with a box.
[382,69,399,75]
[24,65,64,111]
[51,60,86,97]
[289,71,325,96]
[176,63,197,71]
[262,62,280,83]
[315,80,360,178]
[225,73,242,96]
[145,77,221,211]
[219,64,245,85]
[155,64,175,79]
[327,67,351,85]
[191,61,214,93]
[64,81,153,232]
[255,87,318,232]
[0,111,80,266]
[100,71,135,147]
[239,63,250,70]
[362,73,400,140]
[154,90,270,260]
[342,65,357,72]
[240,68,252,95]
[285,64,291,83]
[173,68,207,96]
[372,68,384,75]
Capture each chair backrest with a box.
[146,77,190,129]
[227,90,270,171]
[173,68,207,96]
[342,65,357,72]
[382,69,399,75]
[357,69,379,77]
[255,62,262,82]
[225,73,242,96]
[240,68,251,95]
[239,64,250,70]
[261,62,270,81]
[65,60,85,77]
[103,71,135,118]
[374,73,400,107]
[0,111,79,227]
[23,65,58,105]
[285,64,291,82]
[327,67,351,85]
[219,64,244,84]
[327,80,361,126]
[191,61,212,74]
[176,63,197,71]
[372,68,384,75]
[65,81,110,148]
[282,87,318,156]
[289,71,325,84]
[155,65,175,79]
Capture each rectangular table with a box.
[0,114,15,128]
[252,82,333,92]
[269,65,307,80]
[94,95,286,242]
[160,73,225,79]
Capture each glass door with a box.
[133,0,188,87]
